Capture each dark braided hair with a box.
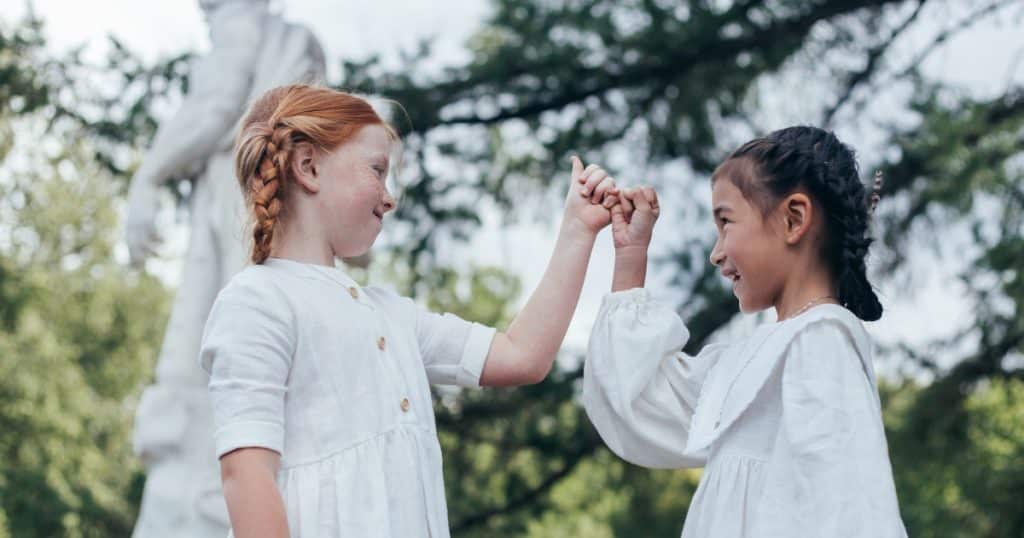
[713,126,883,321]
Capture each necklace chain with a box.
[779,295,836,322]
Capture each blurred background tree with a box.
[1,1,1022,536]
[0,18,174,536]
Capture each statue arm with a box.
[125,8,263,265]
[134,11,262,186]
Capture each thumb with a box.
[570,155,584,183]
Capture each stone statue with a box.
[124,1,325,536]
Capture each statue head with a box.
[198,0,269,18]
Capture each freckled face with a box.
[314,124,396,258]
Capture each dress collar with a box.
[263,257,361,290]
[684,304,871,456]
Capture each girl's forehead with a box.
[711,176,743,203]
[353,124,394,150]
[711,177,760,217]
[330,125,392,161]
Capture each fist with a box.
[125,177,162,267]
[610,186,659,251]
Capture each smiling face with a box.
[313,124,396,258]
[709,175,792,314]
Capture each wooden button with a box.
[348,287,359,299]
[399,398,410,412]
[377,336,386,351]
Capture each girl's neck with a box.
[773,265,837,322]
[270,214,335,267]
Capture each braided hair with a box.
[714,126,884,321]
[234,84,396,264]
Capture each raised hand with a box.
[609,186,660,291]
[610,186,660,251]
[478,156,620,387]
[563,156,620,236]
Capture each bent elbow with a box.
[523,360,554,385]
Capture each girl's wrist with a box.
[614,244,649,263]
[559,216,600,243]
[611,270,646,292]
[612,248,648,291]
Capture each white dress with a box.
[583,288,907,538]
[199,258,496,538]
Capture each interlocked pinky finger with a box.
[593,177,616,205]
[581,168,608,199]
[579,163,602,184]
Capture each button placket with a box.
[367,312,414,419]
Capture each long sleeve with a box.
[582,288,725,469]
[752,319,906,538]
[199,279,296,458]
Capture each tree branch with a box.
[822,0,929,126]
[419,0,905,131]
[839,0,1020,118]
[895,0,1020,80]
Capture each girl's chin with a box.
[732,283,746,309]
[340,251,373,268]
[334,242,375,262]
[734,289,769,314]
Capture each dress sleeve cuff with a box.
[457,323,497,388]
[600,287,651,309]
[214,420,284,459]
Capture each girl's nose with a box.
[709,242,725,266]
[382,192,396,213]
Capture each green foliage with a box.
[0,139,170,536]
[884,379,1024,537]
[0,17,49,119]
[869,87,1024,538]
[0,16,170,537]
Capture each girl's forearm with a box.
[222,465,289,538]
[502,221,597,376]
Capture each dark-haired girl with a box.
[583,126,906,537]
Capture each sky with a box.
[7,0,1023,368]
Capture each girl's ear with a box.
[291,142,320,194]
[780,192,813,245]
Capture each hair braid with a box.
[248,125,292,263]
[809,131,882,321]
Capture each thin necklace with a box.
[778,295,836,322]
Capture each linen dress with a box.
[199,258,496,538]
[582,288,907,538]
